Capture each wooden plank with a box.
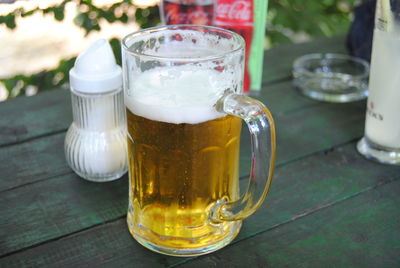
[221,143,400,242]
[275,99,365,163]
[0,89,71,146]
[262,35,347,84]
[0,173,129,256]
[0,133,70,192]
[0,79,366,192]
[240,80,367,173]
[1,143,399,266]
[176,179,400,268]
[0,220,181,268]
[0,36,345,148]
[0,36,369,262]
[0,78,369,255]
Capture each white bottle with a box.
[365,29,400,149]
[65,39,128,181]
[357,0,400,165]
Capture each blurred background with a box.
[0,0,360,101]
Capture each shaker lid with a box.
[69,39,122,93]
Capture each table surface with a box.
[1,36,399,268]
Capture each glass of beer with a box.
[122,25,276,256]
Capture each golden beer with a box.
[126,108,242,251]
[122,26,276,256]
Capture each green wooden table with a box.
[1,36,399,267]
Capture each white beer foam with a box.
[125,65,231,124]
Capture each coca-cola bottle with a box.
[160,0,214,25]
[214,0,254,93]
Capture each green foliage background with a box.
[0,0,359,99]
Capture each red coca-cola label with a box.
[214,0,254,27]
[162,0,214,25]
[214,0,254,92]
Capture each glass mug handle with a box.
[211,92,276,222]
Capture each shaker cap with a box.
[69,39,122,93]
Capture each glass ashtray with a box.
[292,53,370,103]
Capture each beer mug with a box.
[122,25,276,256]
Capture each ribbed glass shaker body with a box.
[64,87,128,182]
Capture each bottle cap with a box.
[69,39,122,93]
